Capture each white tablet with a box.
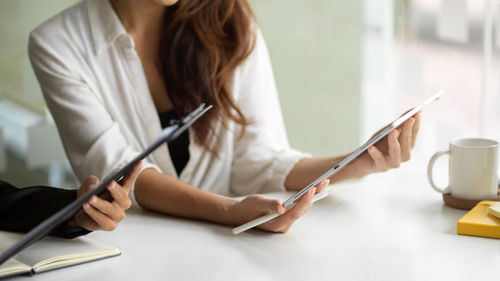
[232,90,443,234]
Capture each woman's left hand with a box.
[354,112,421,176]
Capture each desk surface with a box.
[11,169,500,281]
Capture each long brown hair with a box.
[159,0,255,153]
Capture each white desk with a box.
[12,169,500,281]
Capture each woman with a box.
[0,162,141,238]
[29,0,419,233]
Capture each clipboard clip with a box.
[168,103,212,126]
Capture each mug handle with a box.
[427,150,450,194]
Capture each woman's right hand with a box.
[227,179,329,233]
[71,161,142,231]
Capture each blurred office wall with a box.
[0,0,79,187]
[0,0,365,187]
[390,0,500,170]
[0,0,79,113]
[253,0,500,173]
[1,0,498,185]
[250,0,364,157]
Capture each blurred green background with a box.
[1,0,499,187]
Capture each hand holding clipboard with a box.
[0,104,212,265]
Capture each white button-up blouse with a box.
[28,0,309,196]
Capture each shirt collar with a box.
[86,0,128,55]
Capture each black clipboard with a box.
[0,103,212,265]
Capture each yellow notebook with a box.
[457,201,500,239]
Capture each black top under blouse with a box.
[158,110,190,176]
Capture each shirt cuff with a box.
[128,161,162,206]
[266,149,311,193]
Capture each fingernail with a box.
[89,183,98,190]
[90,196,98,204]
[109,182,116,190]
[84,203,90,209]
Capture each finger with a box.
[387,130,401,168]
[107,181,132,210]
[88,175,100,186]
[399,118,415,161]
[89,195,125,222]
[315,179,330,194]
[261,188,316,233]
[121,160,143,192]
[74,209,98,231]
[257,197,285,215]
[274,201,286,215]
[82,203,117,231]
[411,112,421,148]
[278,188,315,227]
[77,175,100,197]
[368,146,388,171]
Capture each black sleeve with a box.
[0,180,91,238]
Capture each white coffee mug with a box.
[427,138,498,200]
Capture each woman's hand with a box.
[70,161,142,231]
[354,112,421,176]
[227,179,329,233]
